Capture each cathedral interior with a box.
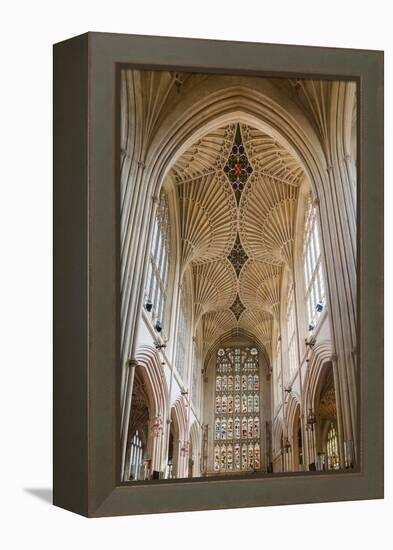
[119,69,357,481]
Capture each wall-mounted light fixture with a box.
[144,298,153,312]
[305,335,316,348]
[154,340,166,350]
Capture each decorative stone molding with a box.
[239,260,281,320]
[193,259,237,325]
[177,172,237,272]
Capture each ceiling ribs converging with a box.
[171,121,304,359]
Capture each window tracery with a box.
[214,347,261,472]
[326,423,339,470]
[144,191,170,333]
[274,337,282,411]
[223,124,253,205]
[175,287,189,382]
[303,194,326,331]
[286,281,297,381]
[129,431,145,481]
[191,344,199,408]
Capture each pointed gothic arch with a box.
[128,345,169,477]
[272,418,284,472]
[189,421,202,478]
[288,400,302,472]
[170,395,189,478]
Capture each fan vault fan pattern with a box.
[170,123,304,361]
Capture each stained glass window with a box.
[227,233,249,276]
[144,191,170,334]
[303,194,326,331]
[223,124,253,205]
[214,444,220,472]
[326,423,340,470]
[274,337,282,412]
[229,293,246,320]
[228,417,233,439]
[213,347,262,473]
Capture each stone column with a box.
[151,415,164,476]
[120,359,138,481]
[331,354,346,468]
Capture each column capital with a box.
[127,359,138,369]
[312,196,320,207]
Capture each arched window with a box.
[191,342,199,408]
[129,431,144,480]
[326,423,340,470]
[303,194,326,332]
[213,347,262,473]
[297,424,303,466]
[167,427,174,479]
[274,337,282,412]
[175,286,189,382]
[286,281,297,381]
[144,191,170,334]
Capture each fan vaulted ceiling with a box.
[170,123,305,362]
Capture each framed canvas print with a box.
[53,32,383,517]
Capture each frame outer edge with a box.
[53,33,90,517]
[58,32,384,517]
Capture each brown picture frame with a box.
[53,32,383,517]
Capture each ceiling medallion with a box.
[229,293,246,320]
[223,124,253,205]
[227,232,248,276]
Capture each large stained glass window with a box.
[214,347,261,473]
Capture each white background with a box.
[0,1,391,548]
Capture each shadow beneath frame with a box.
[24,488,53,504]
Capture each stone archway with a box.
[122,345,168,481]
[170,396,188,479]
[189,421,201,478]
[272,419,284,473]
[124,367,150,481]
[292,405,303,472]
[314,363,339,470]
